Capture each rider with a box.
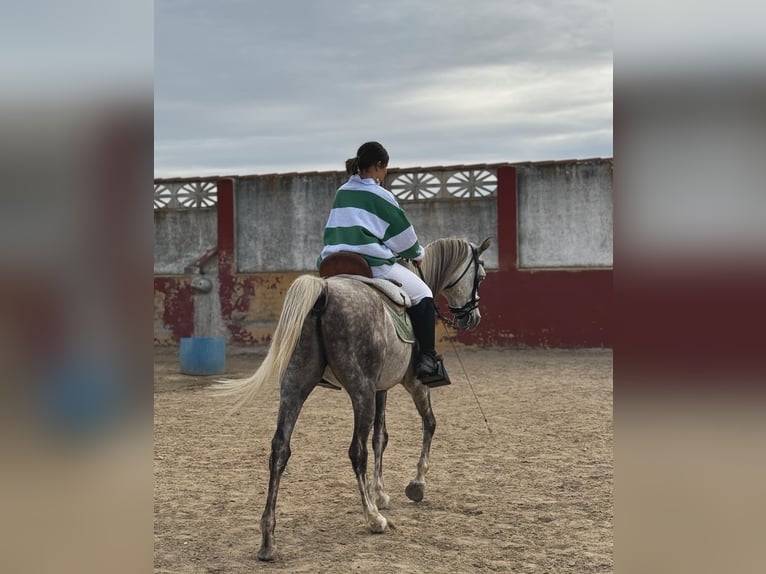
[318,141,440,382]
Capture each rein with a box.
[415,244,492,434]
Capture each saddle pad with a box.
[331,274,412,308]
[381,298,415,344]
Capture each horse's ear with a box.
[478,237,491,254]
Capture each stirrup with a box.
[417,356,451,388]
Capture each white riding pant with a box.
[371,262,432,305]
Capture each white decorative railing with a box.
[154,167,498,209]
[388,168,497,201]
[154,181,217,209]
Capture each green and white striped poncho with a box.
[319,175,424,267]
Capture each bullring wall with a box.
[153,158,612,347]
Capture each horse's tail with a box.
[215,275,326,409]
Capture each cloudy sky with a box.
[155,0,612,177]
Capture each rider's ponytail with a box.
[345,157,359,175]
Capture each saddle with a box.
[319,252,372,279]
[319,252,411,308]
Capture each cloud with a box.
[155,0,612,177]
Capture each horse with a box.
[217,237,490,561]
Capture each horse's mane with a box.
[410,238,473,294]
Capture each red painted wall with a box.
[456,166,612,347]
[153,277,194,343]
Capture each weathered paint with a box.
[222,272,308,345]
[153,277,194,344]
[209,179,306,344]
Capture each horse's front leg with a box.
[349,388,388,533]
[403,378,436,502]
[371,390,390,509]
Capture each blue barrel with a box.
[179,337,226,375]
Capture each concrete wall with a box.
[404,200,498,269]
[236,173,345,272]
[154,159,613,347]
[153,208,217,274]
[234,172,497,272]
[517,160,613,268]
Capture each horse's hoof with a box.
[405,480,425,502]
[256,545,276,562]
[376,492,391,509]
[368,513,388,533]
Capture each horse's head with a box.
[439,237,490,330]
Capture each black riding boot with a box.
[406,297,440,379]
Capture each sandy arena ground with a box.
[154,346,613,573]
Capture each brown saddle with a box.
[319,251,407,310]
[319,251,373,279]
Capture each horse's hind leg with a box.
[371,390,390,509]
[257,323,324,561]
[403,379,436,503]
[349,388,389,533]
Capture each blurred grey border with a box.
[616,1,766,573]
[0,2,153,573]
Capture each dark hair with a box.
[345,141,389,175]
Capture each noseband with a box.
[417,246,483,330]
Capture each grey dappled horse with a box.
[218,237,490,561]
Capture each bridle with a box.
[417,245,484,330]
